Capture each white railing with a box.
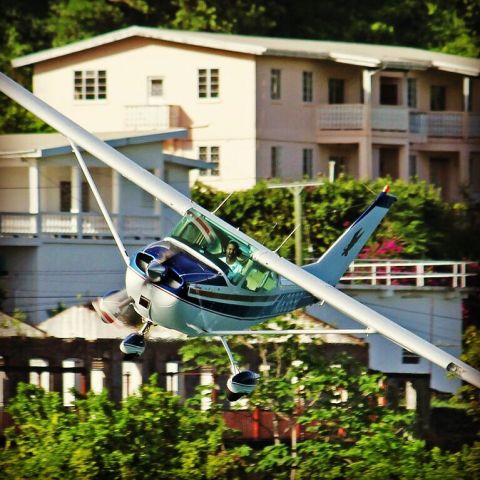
[0,212,162,241]
[428,112,463,137]
[124,105,180,130]
[469,113,480,138]
[318,104,366,130]
[340,260,474,288]
[409,112,428,135]
[372,106,408,131]
[318,105,479,139]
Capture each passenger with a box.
[220,240,243,283]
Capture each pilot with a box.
[220,240,243,282]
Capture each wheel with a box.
[120,333,146,356]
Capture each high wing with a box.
[1,71,479,389]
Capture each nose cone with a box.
[147,260,167,282]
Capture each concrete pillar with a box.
[362,69,373,105]
[399,143,410,180]
[359,137,373,178]
[154,166,164,237]
[112,170,122,237]
[463,77,471,112]
[70,165,81,213]
[28,160,40,235]
[405,381,417,410]
[459,146,469,186]
[28,160,40,214]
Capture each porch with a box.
[317,104,480,139]
[0,211,162,243]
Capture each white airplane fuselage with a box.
[125,237,314,336]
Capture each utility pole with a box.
[268,181,323,265]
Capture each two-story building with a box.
[0,130,210,322]
[11,26,480,199]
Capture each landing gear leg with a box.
[219,336,259,402]
[120,318,154,359]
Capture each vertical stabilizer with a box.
[302,187,396,285]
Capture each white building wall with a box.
[0,167,29,211]
[307,287,464,393]
[34,37,258,191]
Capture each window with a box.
[409,155,417,178]
[402,348,420,364]
[149,78,164,97]
[271,69,281,100]
[302,71,313,102]
[407,78,417,108]
[198,68,219,98]
[328,78,344,104]
[431,85,446,111]
[74,70,106,100]
[380,77,400,105]
[199,146,220,176]
[271,146,282,177]
[330,156,346,178]
[60,181,89,212]
[302,148,313,178]
[29,358,50,391]
[469,155,480,193]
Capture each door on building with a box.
[379,148,399,179]
[429,157,450,200]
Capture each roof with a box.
[37,304,186,340]
[0,311,46,337]
[0,130,211,170]
[12,25,480,76]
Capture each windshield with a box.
[169,210,279,291]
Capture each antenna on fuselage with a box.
[212,191,234,214]
[274,225,299,253]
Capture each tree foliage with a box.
[192,177,477,261]
[0,378,251,479]
[1,0,479,132]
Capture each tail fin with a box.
[302,186,396,285]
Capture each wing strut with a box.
[1,71,479,389]
[70,140,129,265]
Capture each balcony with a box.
[317,105,480,139]
[124,104,181,130]
[0,212,162,243]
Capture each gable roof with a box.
[0,311,46,337]
[12,25,480,76]
[0,131,211,170]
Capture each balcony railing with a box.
[318,104,479,138]
[372,106,409,131]
[124,104,181,130]
[0,212,162,241]
[340,260,474,288]
[317,104,366,130]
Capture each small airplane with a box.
[1,71,479,401]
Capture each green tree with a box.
[0,378,251,479]
[192,177,457,261]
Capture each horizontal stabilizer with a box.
[303,188,396,285]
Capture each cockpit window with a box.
[169,209,279,291]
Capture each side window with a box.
[271,146,282,178]
[302,71,313,102]
[74,70,106,100]
[328,78,344,104]
[431,85,446,111]
[198,68,219,99]
[199,146,220,176]
[271,69,281,100]
[242,264,279,292]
